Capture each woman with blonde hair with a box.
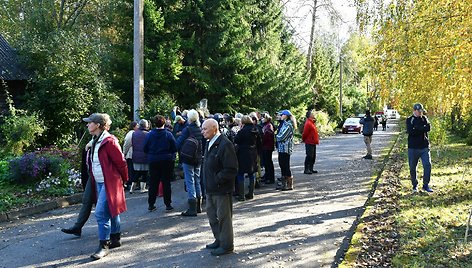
[275,110,297,191]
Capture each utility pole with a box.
[339,54,343,118]
[133,0,144,121]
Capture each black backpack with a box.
[179,132,202,165]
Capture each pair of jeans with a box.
[408,148,432,188]
[278,152,291,177]
[182,163,202,200]
[95,182,120,241]
[149,160,173,207]
[304,144,317,171]
[206,193,234,250]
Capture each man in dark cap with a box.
[406,103,433,193]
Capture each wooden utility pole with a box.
[133,0,144,121]
[339,54,343,118]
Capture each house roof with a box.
[0,34,29,81]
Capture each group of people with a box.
[61,107,321,259]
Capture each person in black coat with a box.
[201,118,238,256]
[234,115,262,201]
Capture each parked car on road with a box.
[342,117,362,134]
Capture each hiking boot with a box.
[91,240,110,260]
[165,205,174,212]
[181,199,197,216]
[196,197,202,213]
[363,154,373,160]
[148,205,157,212]
[109,233,121,249]
[282,176,293,191]
[303,169,312,174]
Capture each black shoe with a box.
[211,247,234,256]
[303,170,312,174]
[148,205,156,212]
[245,194,254,200]
[61,227,82,237]
[311,170,318,174]
[363,154,373,160]
[165,205,174,212]
[206,240,220,249]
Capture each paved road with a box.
[0,121,399,268]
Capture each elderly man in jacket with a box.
[201,118,238,256]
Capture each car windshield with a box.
[345,118,359,124]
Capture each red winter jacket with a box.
[88,134,128,217]
[302,118,320,145]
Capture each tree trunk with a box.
[306,0,318,74]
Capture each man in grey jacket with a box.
[360,110,375,159]
[201,119,238,256]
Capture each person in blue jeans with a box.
[83,113,128,260]
[406,103,433,193]
[176,109,204,216]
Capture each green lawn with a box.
[393,136,472,267]
[340,134,472,267]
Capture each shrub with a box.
[429,117,447,148]
[315,111,337,137]
[466,128,472,146]
[0,110,46,156]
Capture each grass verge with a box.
[340,133,472,267]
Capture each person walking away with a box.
[407,103,433,193]
[131,119,150,193]
[360,110,375,159]
[176,109,204,216]
[83,113,128,260]
[381,115,387,131]
[276,110,297,191]
[201,119,238,256]
[144,115,177,212]
[261,114,275,184]
[373,115,379,131]
[123,121,138,191]
[234,115,262,201]
[302,110,320,174]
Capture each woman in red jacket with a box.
[83,113,128,260]
[302,110,320,174]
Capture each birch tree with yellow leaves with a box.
[356,0,471,122]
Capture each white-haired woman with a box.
[176,109,205,216]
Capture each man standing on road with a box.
[406,103,433,193]
[360,110,374,159]
[302,110,320,174]
[201,119,238,256]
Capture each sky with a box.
[282,0,358,52]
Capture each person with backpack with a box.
[176,109,204,216]
[360,110,375,159]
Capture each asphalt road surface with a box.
[0,121,399,268]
